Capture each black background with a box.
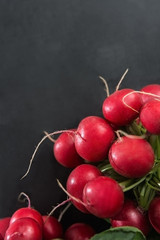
[0,0,160,233]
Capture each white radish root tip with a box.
[99,75,110,97]
[18,192,31,208]
[21,134,48,180]
[21,129,76,180]
[115,68,129,91]
[58,202,72,222]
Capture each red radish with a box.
[9,193,43,229]
[66,164,102,213]
[140,84,160,104]
[0,217,10,238]
[102,89,142,126]
[42,215,63,240]
[109,136,154,178]
[148,197,160,233]
[0,234,3,240]
[111,199,151,236]
[83,176,124,218]
[64,222,95,240]
[9,207,43,229]
[140,99,160,134]
[4,217,42,240]
[75,116,115,162]
[53,129,83,168]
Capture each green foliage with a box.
[91,226,146,240]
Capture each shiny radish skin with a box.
[53,130,83,168]
[111,199,151,236]
[109,136,155,178]
[75,116,115,162]
[140,100,160,135]
[148,197,160,233]
[102,89,142,126]
[140,84,160,105]
[0,217,10,238]
[9,207,43,229]
[66,164,102,213]
[83,176,124,218]
[64,223,95,240]
[42,216,63,240]
[4,217,42,240]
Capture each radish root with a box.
[99,75,110,97]
[18,192,31,208]
[21,130,76,180]
[57,179,86,207]
[58,202,72,222]
[44,131,56,143]
[122,90,160,113]
[46,197,71,222]
[116,68,129,91]
[116,130,146,139]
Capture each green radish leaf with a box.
[91,226,146,240]
[104,218,111,224]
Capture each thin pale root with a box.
[116,68,129,91]
[58,202,72,222]
[116,130,146,139]
[57,179,86,207]
[45,198,72,223]
[122,90,160,113]
[21,130,76,180]
[18,192,31,208]
[99,75,110,97]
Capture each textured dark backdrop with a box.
[0,0,160,232]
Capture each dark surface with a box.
[0,0,160,232]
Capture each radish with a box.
[109,136,155,178]
[148,197,160,233]
[0,234,3,240]
[9,193,43,229]
[140,84,160,105]
[4,217,42,240]
[111,199,151,236]
[0,217,10,238]
[9,207,43,230]
[42,215,63,240]
[140,99,160,135]
[102,89,142,126]
[75,116,115,162]
[66,164,102,213]
[53,129,83,168]
[64,222,95,240]
[82,176,124,218]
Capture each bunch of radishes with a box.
[0,192,63,240]
[3,79,160,240]
[52,82,160,239]
[0,193,96,239]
